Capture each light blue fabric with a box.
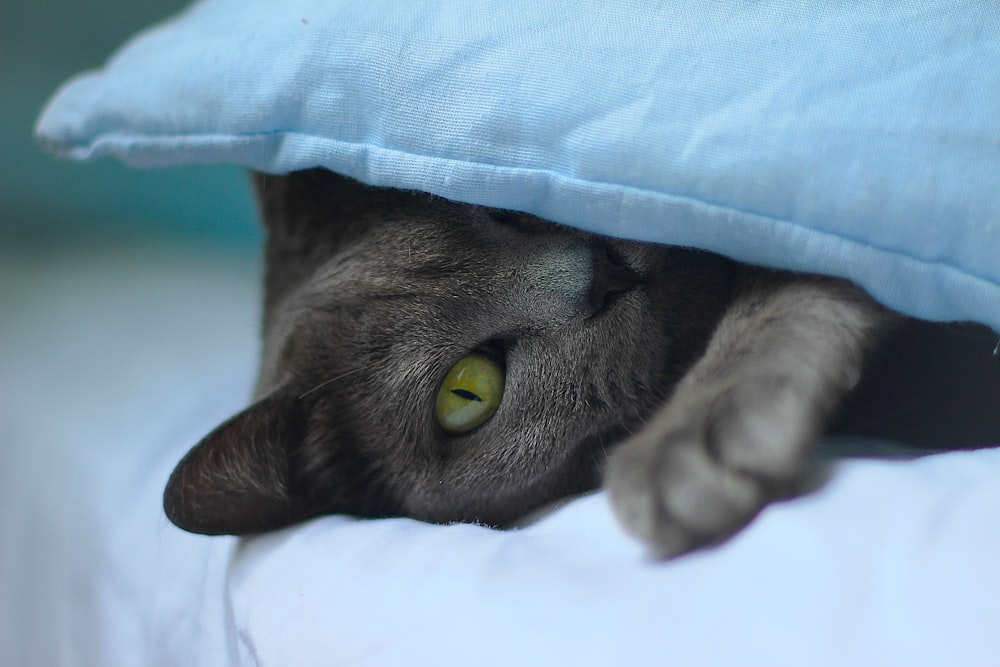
[36,0,1000,330]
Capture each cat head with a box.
[163,169,734,534]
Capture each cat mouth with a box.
[587,242,645,316]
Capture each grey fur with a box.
[166,169,984,557]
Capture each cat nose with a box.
[586,243,644,316]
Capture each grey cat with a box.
[163,169,995,558]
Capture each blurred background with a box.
[1,4,264,652]
[1,0,268,411]
[1,10,263,646]
[1,0,264,440]
[2,0,259,250]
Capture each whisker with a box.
[298,365,369,400]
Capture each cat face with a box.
[164,170,735,534]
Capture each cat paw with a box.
[604,375,814,558]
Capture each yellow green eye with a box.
[436,352,505,433]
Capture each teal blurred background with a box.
[0,4,264,651]
[1,0,260,251]
[0,1,264,505]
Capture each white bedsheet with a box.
[2,245,998,667]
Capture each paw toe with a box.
[606,434,765,558]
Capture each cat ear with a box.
[164,388,400,535]
[163,391,306,535]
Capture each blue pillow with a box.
[36,0,1000,331]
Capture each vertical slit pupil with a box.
[452,388,482,402]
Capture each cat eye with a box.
[436,352,505,433]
